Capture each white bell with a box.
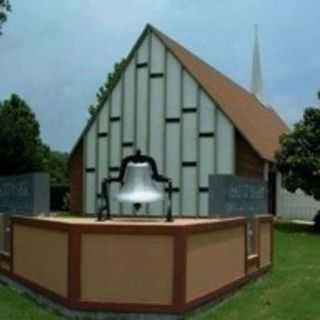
[114,162,164,204]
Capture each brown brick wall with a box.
[235,130,265,179]
[69,141,83,213]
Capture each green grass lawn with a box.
[189,223,320,320]
[0,285,62,320]
[0,223,319,320]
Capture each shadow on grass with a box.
[275,222,317,235]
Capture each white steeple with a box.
[251,25,264,102]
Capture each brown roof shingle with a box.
[151,25,289,162]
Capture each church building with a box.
[69,24,288,217]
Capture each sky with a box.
[0,0,319,152]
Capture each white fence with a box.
[276,174,319,221]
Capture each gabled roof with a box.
[149,25,289,162]
[70,24,289,162]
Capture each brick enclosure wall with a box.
[235,131,265,178]
[69,141,83,213]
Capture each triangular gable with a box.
[70,24,288,162]
[149,25,289,162]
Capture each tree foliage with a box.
[0,0,10,35]
[0,94,47,175]
[0,94,70,185]
[276,97,320,201]
[45,150,69,185]
[88,58,127,117]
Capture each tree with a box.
[0,94,47,175]
[275,93,320,229]
[45,150,69,185]
[0,0,10,35]
[88,58,127,117]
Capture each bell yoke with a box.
[98,150,173,222]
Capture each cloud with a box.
[0,0,319,151]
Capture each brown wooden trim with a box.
[247,254,259,269]
[244,222,248,274]
[185,217,246,234]
[9,272,70,307]
[0,251,10,263]
[0,267,11,277]
[1,265,271,314]
[10,220,14,273]
[270,218,274,266]
[256,214,273,223]
[256,217,261,268]
[173,230,187,311]
[68,229,81,302]
[184,265,272,312]
[256,215,273,268]
[73,301,176,313]
[11,216,247,236]
[5,216,273,315]
[11,217,71,232]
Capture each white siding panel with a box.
[98,103,109,134]
[200,91,215,132]
[149,77,165,215]
[123,60,135,143]
[216,110,235,174]
[136,68,148,153]
[200,139,214,187]
[137,34,149,63]
[109,179,120,214]
[166,53,181,118]
[183,71,197,108]
[110,122,121,167]
[199,193,208,217]
[111,82,121,117]
[166,123,181,215]
[172,193,180,217]
[183,113,197,162]
[149,78,164,171]
[182,168,197,215]
[151,34,165,73]
[121,147,134,215]
[86,122,96,168]
[97,138,108,194]
[85,122,97,214]
[199,91,215,191]
[166,124,180,190]
[85,173,96,214]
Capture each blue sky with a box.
[0,0,319,152]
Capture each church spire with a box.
[251,25,264,101]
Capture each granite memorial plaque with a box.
[208,174,268,217]
[0,172,49,215]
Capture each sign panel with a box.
[0,173,49,215]
[208,174,268,217]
